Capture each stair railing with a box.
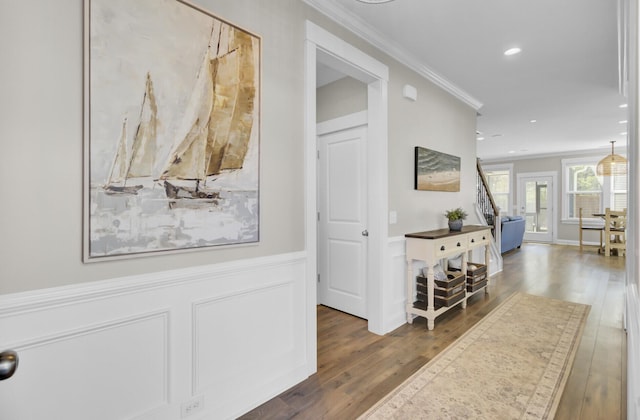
[476,160,503,272]
[476,160,500,228]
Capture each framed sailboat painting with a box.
[83,0,261,260]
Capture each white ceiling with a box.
[309,0,629,161]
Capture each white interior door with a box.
[517,173,554,242]
[318,125,367,318]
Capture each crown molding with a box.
[302,0,483,110]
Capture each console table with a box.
[405,225,491,330]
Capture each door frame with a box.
[516,171,558,243]
[304,21,389,373]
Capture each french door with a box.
[517,172,556,243]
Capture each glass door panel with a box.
[518,175,553,242]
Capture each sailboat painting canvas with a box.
[84,0,260,260]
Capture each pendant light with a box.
[596,140,627,176]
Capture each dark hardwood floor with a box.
[240,243,627,419]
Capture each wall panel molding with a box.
[384,236,408,333]
[0,252,309,420]
[0,252,306,317]
[627,283,640,419]
[0,311,170,419]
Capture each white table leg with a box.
[406,257,414,323]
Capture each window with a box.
[612,172,628,210]
[562,157,627,220]
[481,164,513,215]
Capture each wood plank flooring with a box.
[240,243,627,419]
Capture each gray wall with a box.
[1,0,307,294]
[1,0,478,295]
[483,151,607,244]
[317,76,367,123]
[387,63,478,236]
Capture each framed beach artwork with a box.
[414,147,461,192]
[83,0,261,261]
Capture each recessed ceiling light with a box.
[619,103,628,108]
[477,137,485,141]
[530,119,537,123]
[508,150,516,154]
[619,120,628,124]
[504,47,522,56]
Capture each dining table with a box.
[592,212,624,255]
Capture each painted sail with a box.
[219,31,256,171]
[160,46,214,181]
[103,117,145,195]
[105,118,128,186]
[127,72,158,178]
[205,48,240,176]
[160,22,257,201]
[103,74,159,194]
[206,29,256,174]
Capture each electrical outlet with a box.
[181,395,204,418]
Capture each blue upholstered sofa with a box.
[500,215,525,253]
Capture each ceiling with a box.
[308,0,629,161]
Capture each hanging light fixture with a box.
[596,140,627,176]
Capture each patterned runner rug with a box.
[359,292,590,419]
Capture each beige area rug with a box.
[359,293,590,420]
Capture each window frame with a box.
[481,163,513,216]
[561,156,627,223]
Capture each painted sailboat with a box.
[104,72,158,195]
[104,118,141,194]
[159,23,256,201]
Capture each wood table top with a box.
[405,225,489,240]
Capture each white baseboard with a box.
[627,283,640,419]
[0,252,309,420]
[554,239,603,247]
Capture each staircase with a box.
[476,159,503,274]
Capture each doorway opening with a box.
[304,20,389,373]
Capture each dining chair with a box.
[604,208,626,257]
[579,207,603,252]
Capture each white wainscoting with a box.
[0,252,308,420]
[384,236,409,333]
[627,283,640,419]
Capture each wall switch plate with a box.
[181,395,204,418]
[389,210,397,224]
